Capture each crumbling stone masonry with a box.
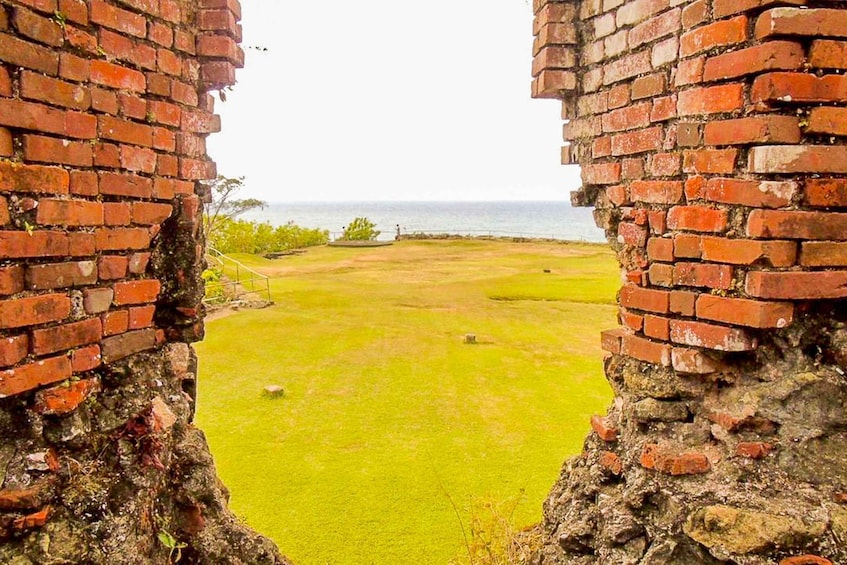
[531,1,847,564]
[0,0,287,562]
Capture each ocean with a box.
[239,201,607,243]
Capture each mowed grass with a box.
[195,239,619,565]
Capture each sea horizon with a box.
[238,200,607,243]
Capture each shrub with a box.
[209,219,329,254]
[340,217,380,241]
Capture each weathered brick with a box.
[680,16,747,57]
[620,284,669,313]
[83,287,114,314]
[806,107,847,137]
[0,355,71,397]
[640,443,711,475]
[683,149,737,174]
[31,318,102,355]
[621,333,672,366]
[671,347,720,374]
[746,271,847,300]
[669,319,757,351]
[756,8,847,40]
[809,40,847,70]
[95,228,151,251]
[36,198,103,226]
[90,0,146,37]
[805,179,847,208]
[20,71,90,110]
[113,279,161,305]
[701,237,797,267]
[703,41,804,82]
[667,206,728,233]
[696,295,793,328]
[0,335,28,368]
[0,32,58,74]
[25,261,97,290]
[800,242,847,267]
[611,126,662,156]
[696,178,796,208]
[677,84,743,116]
[590,415,618,441]
[23,135,93,167]
[601,328,626,354]
[33,378,100,415]
[704,116,801,146]
[747,210,847,240]
[751,73,847,105]
[100,328,157,363]
[673,263,733,289]
[99,172,153,198]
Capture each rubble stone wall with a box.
[0,0,287,562]
[531,1,847,564]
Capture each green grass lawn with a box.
[195,239,619,565]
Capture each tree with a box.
[202,175,266,243]
[340,217,380,241]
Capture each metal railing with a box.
[203,247,272,304]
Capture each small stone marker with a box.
[263,385,285,398]
[464,334,476,344]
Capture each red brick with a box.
[809,40,847,70]
[680,16,747,57]
[120,145,157,173]
[100,328,157,363]
[128,252,151,274]
[102,310,129,336]
[98,116,153,147]
[736,442,774,460]
[598,451,623,475]
[14,7,63,46]
[677,84,743,116]
[650,95,676,122]
[749,145,847,174]
[98,255,128,280]
[674,234,702,259]
[703,41,804,82]
[36,198,103,226]
[93,142,121,168]
[0,231,69,258]
[0,335,28,368]
[673,263,733,289]
[647,238,673,262]
[648,210,666,235]
[618,222,648,247]
[682,149,737,174]
[15,0,57,13]
[58,52,90,81]
[31,318,102,355]
[171,80,199,106]
[696,294,793,328]
[622,333,672,366]
[675,57,704,87]
[157,153,179,177]
[590,414,618,441]
[131,202,173,225]
[90,0,146,37]
[668,206,727,233]
[0,265,24,295]
[68,232,95,257]
[621,157,645,180]
[59,0,88,24]
[601,328,625,354]
[756,8,847,40]
[20,71,90,111]
[669,319,757,351]
[582,163,621,185]
[0,161,69,194]
[669,290,696,316]
[746,271,847,300]
[23,135,92,167]
[90,60,145,91]
[0,481,52,510]
[800,242,847,267]
[806,107,847,137]
[805,179,847,208]
[113,279,161,305]
[99,29,156,71]
[751,73,847,105]
[601,102,650,133]
[631,74,665,100]
[620,284,670,314]
[95,228,151,251]
[117,93,147,120]
[25,260,97,290]
[671,347,720,374]
[179,157,216,180]
[630,180,682,204]
[99,172,153,198]
[198,8,238,35]
[647,263,673,287]
[611,127,662,156]
[33,377,99,415]
[697,178,796,208]
[148,21,173,47]
[103,202,131,226]
[779,557,832,565]
[704,115,800,146]
[713,0,805,18]
[158,47,183,76]
[0,294,69,329]
[129,304,156,329]
[640,443,711,475]
[0,128,11,157]
[0,355,71,396]
[643,314,670,340]
[13,506,52,530]
[71,344,101,372]
[747,210,847,240]
[0,32,58,74]
[701,237,797,267]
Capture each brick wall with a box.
[531,1,847,564]
[0,1,286,561]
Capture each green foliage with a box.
[157,530,187,563]
[339,216,380,241]
[208,218,329,254]
[203,175,267,243]
[196,240,617,565]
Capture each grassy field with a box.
[195,239,619,565]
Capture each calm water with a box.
[240,201,606,243]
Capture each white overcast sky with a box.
[206,0,581,202]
